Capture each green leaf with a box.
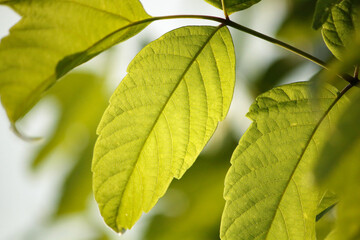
[144,131,238,240]
[313,0,343,29]
[315,90,360,239]
[221,82,349,240]
[321,0,360,60]
[92,25,235,232]
[0,0,150,122]
[204,0,261,14]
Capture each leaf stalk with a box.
[99,14,354,84]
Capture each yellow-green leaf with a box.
[321,0,360,60]
[92,25,235,233]
[315,89,360,240]
[313,0,343,29]
[204,0,261,14]
[221,82,349,240]
[0,0,150,122]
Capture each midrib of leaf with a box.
[264,89,345,239]
[8,15,150,121]
[109,24,225,231]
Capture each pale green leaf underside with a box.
[92,25,235,232]
[0,0,150,122]
[204,0,261,14]
[221,82,349,240]
[313,0,343,29]
[322,0,360,60]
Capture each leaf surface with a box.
[0,0,150,122]
[204,0,261,14]
[321,0,360,60]
[315,89,360,239]
[92,25,235,232]
[313,0,343,29]
[221,82,349,240]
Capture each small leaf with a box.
[315,90,360,239]
[313,0,343,29]
[92,25,235,232]
[221,82,349,240]
[321,0,360,60]
[0,0,150,122]
[204,0,261,14]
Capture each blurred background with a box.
[0,0,334,239]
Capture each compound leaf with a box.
[92,25,235,232]
[0,0,150,122]
[204,0,261,14]
[313,0,343,29]
[321,0,360,60]
[221,82,349,240]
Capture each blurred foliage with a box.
[315,89,360,239]
[144,129,238,240]
[248,56,302,97]
[316,208,336,240]
[277,0,320,48]
[31,72,108,217]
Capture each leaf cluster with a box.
[1,0,360,239]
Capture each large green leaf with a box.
[321,0,360,60]
[204,0,261,14]
[313,0,343,29]
[315,89,360,239]
[92,25,235,232]
[0,0,150,122]
[221,82,349,240]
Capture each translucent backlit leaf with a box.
[92,25,235,232]
[0,0,150,122]
[221,82,349,240]
[204,0,261,14]
[315,89,360,239]
[313,0,343,29]
[321,0,360,60]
